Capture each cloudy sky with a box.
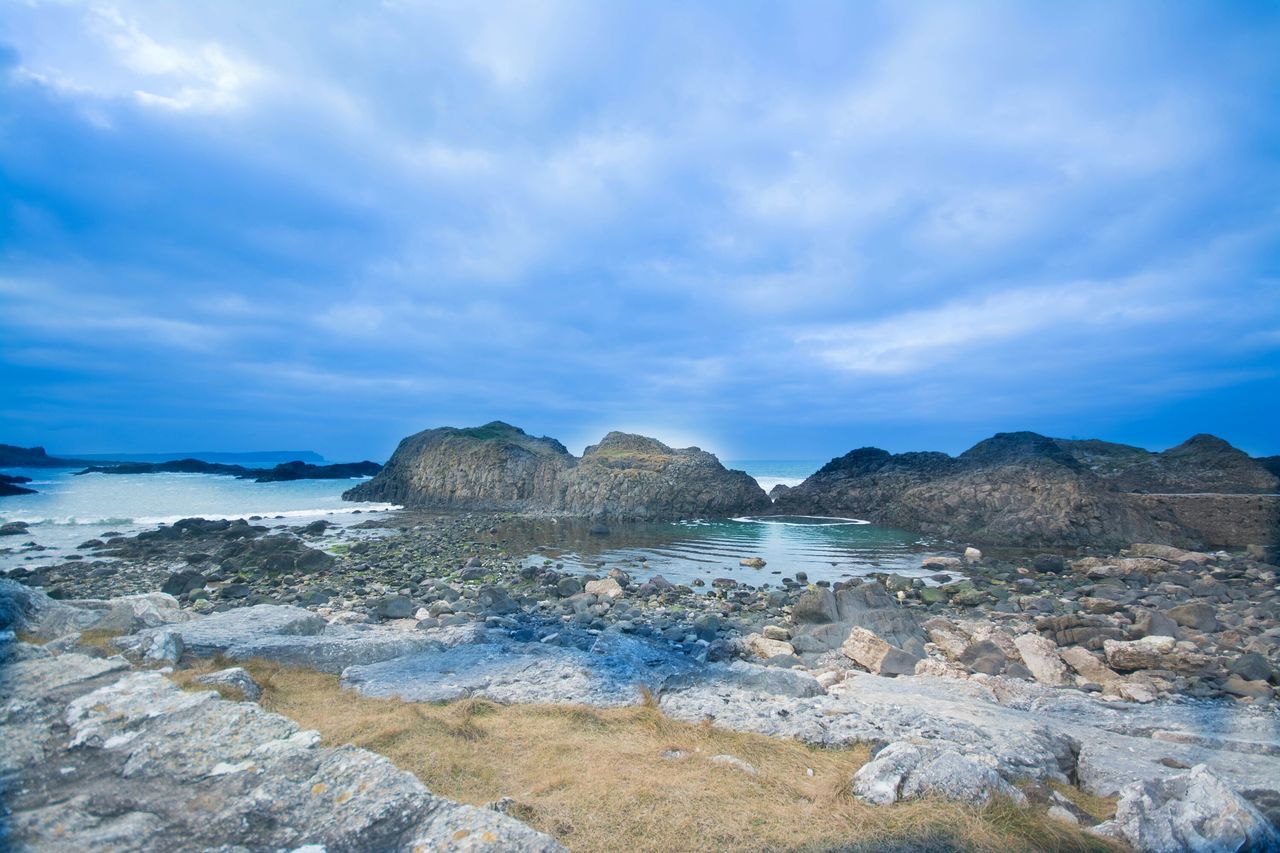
[2,1,1278,461]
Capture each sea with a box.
[0,461,943,585]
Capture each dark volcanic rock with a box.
[773,432,1164,548]
[344,421,769,521]
[76,458,381,482]
[774,431,1279,549]
[1057,434,1280,495]
[0,474,37,497]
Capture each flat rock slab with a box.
[660,669,1280,818]
[0,647,561,852]
[343,631,703,706]
[222,626,446,673]
[127,603,326,657]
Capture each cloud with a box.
[0,0,1277,457]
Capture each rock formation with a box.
[344,422,769,521]
[75,458,382,482]
[774,431,1279,549]
[1056,433,1280,494]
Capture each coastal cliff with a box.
[343,422,769,520]
[774,431,1279,549]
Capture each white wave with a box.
[751,476,807,492]
[5,504,401,527]
[132,504,402,525]
[732,515,870,526]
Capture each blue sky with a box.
[2,1,1278,462]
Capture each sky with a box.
[2,1,1278,463]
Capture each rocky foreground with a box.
[2,508,1280,850]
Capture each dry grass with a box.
[170,659,1122,853]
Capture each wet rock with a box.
[0,521,30,536]
[342,630,701,706]
[1033,554,1067,575]
[160,569,206,597]
[1091,765,1278,852]
[739,557,766,569]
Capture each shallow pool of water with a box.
[510,515,943,589]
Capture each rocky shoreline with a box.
[3,505,1279,849]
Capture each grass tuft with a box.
[167,659,1121,852]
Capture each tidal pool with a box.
[512,514,943,590]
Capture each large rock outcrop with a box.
[773,432,1279,549]
[774,432,1166,548]
[344,422,769,521]
[1056,434,1279,494]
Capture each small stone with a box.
[739,557,766,569]
[709,754,758,775]
[194,666,262,701]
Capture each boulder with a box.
[791,588,839,624]
[1104,636,1177,672]
[374,595,415,620]
[1125,543,1214,565]
[584,578,624,600]
[1230,653,1275,684]
[851,742,1027,806]
[958,640,1007,675]
[840,627,921,677]
[1134,610,1180,639]
[1013,634,1070,687]
[1092,765,1279,852]
[1166,602,1218,633]
[746,633,796,660]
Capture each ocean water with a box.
[0,459,941,587]
[728,460,822,492]
[0,468,397,572]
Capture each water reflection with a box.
[500,515,939,590]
